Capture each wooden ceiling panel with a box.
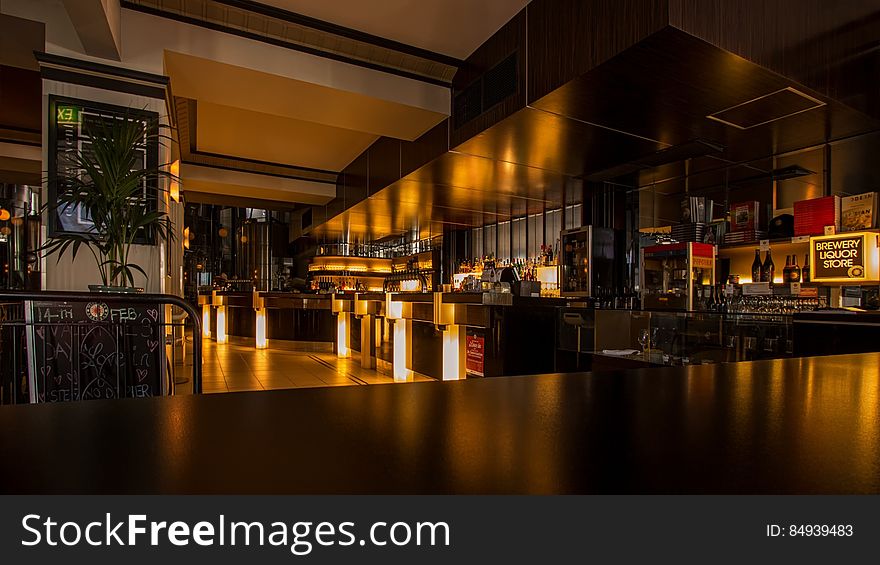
[314,24,880,241]
[453,106,665,178]
[531,27,880,166]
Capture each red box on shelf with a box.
[794,196,840,236]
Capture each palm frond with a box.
[43,110,175,288]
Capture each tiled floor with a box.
[176,338,431,394]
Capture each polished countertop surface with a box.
[389,291,566,306]
[1,353,879,494]
[793,309,880,324]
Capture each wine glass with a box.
[638,329,649,353]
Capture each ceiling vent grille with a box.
[454,82,482,129]
[483,53,518,110]
[453,52,518,129]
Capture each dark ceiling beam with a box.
[216,0,464,67]
[184,190,301,211]
[121,0,456,87]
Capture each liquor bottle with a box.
[718,285,728,313]
[782,255,792,282]
[751,249,762,282]
[761,249,775,283]
[790,255,801,283]
[706,286,716,311]
[802,253,810,283]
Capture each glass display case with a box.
[640,242,715,310]
[645,310,793,364]
[560,226,615,297]
[593,309,794,367]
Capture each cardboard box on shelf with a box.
[840,192,877,232]
[730,201,764,232]
[794,196,840,237]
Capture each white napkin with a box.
[601,349,640,356]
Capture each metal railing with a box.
[0,291,202,404]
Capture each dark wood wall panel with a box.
[401,119,449,178]
[450,9,527,148]
[319,122,451,231]
[831,130,880,197]
[342,151,368,208]
[323,182,345,223]
[367,137,401,195]
[669,0,880,118]
[527,0,669,104]
[0,65,41,134]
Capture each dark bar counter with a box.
[388,292,567,378]
[259,292,336,344]
[215,291,255,338]
[2,352,878,494]
[793,310,880,357]
[199,290,337,346]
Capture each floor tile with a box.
[176,334,436,393]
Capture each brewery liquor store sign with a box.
[810,232,878,282]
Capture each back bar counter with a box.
[198,289,880,381]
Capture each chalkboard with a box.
[25,299,166,402]
[0,302,28,405]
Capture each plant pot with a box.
[88,284,144,294]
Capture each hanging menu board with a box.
[25,299,166,402]
[48,95,158,237]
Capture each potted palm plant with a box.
[42,113,175,292]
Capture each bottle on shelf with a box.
[790,255,801,283]
[782,255,792,282]
[751,249,762,283]
[761,249,775,283]
[803,253,811,283]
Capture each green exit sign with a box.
[56,105,79,124]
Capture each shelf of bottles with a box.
[452,244,560,296]
[720,239,812,285]
[641,188,880,313]
[308,255,391,293]
[714,238,859,314]
[385,251,435,293]
[559,226,616,298]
